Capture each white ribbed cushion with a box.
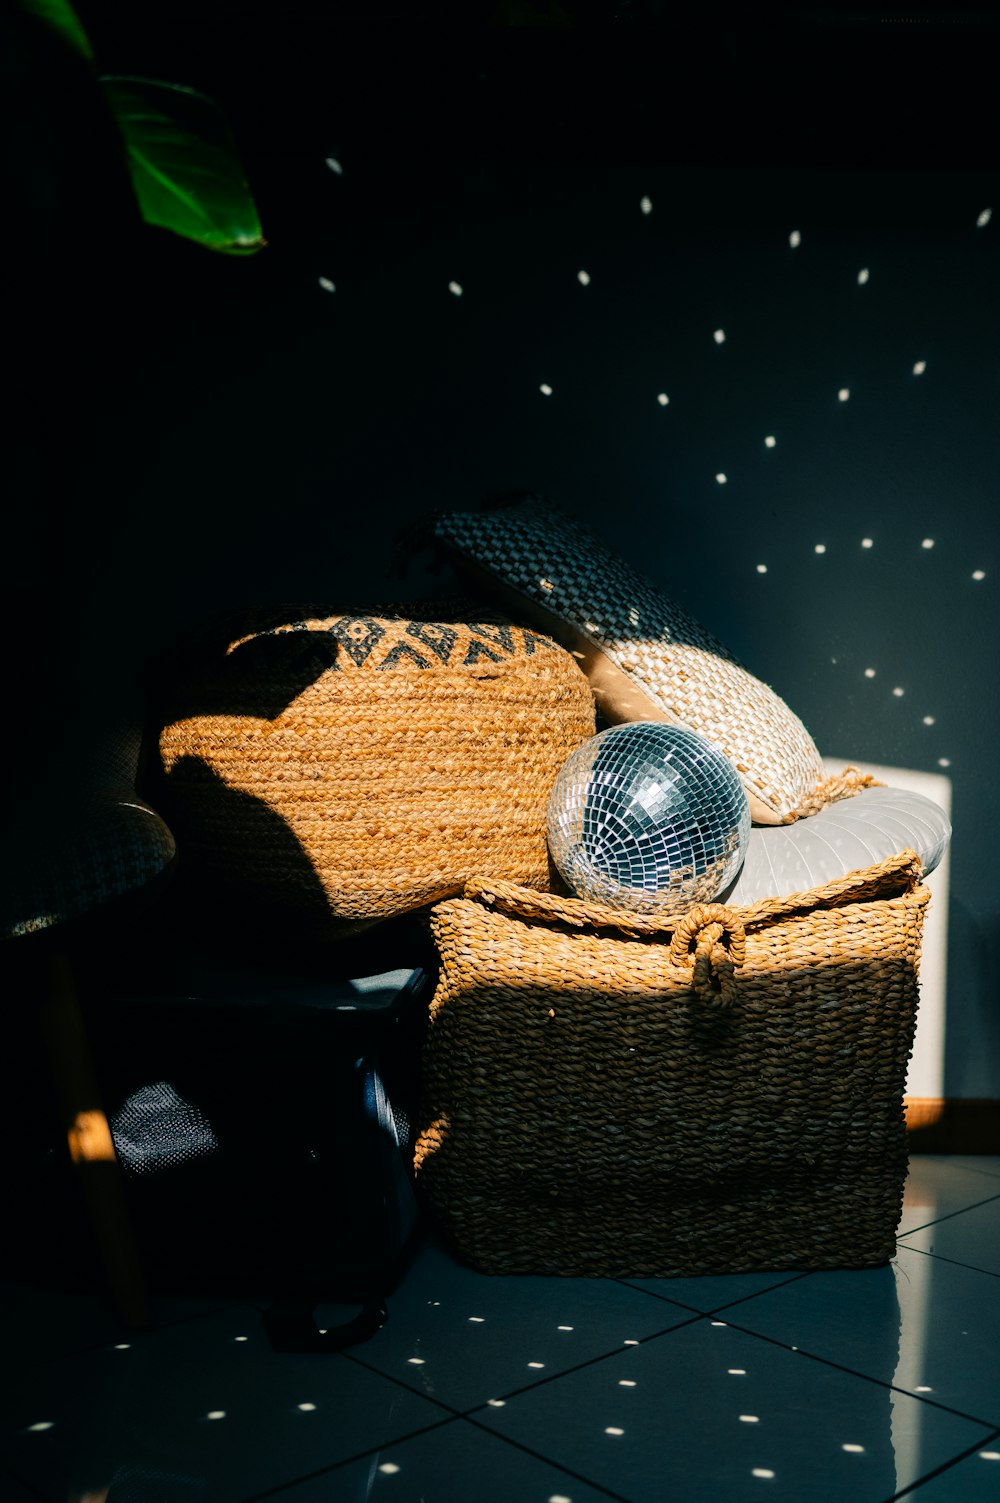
[425,493,825,825]
[719,784,951,906]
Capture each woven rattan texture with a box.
[414,850,928,1278]
[151,606,596,936]
[424,495,827,823]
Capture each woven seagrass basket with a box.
[146,602,596,937]
[413,849,929,1278]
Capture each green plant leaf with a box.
[101,76,265,255]
[20,0,95,61]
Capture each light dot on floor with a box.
[449,281,463,297]
[789,229,801,247]
[842,1443,866,1453]
[764,434,776,447]
[713,328,727,344]
[640,196,653,214]
[913,360,927,375]
[922,538,935,549]
[893,687,905,697]
[488,1399,506,1408]
[318,277,335,293]
[619,1379,637,1387]
[838,387,850,402]
[716,473,728,485]
[728,1369,747,1375]
[468,1316,485,1323]
[528,1361,545,1369]
[233,1336,249,1343]
[756,564,768,574]
[557,1325,574,1331]
[862,537,874,548]
[740,1415,760,1424]
[325,156,343,174]
[206,1411,226,1421]
[858,267,870,284]
[973,569,986,580]
[379,1462,401,1475]
[407,1357,426,1366]
[549,1495,574,1503]
[923,716,936,725]
[657,392,670,405]
[980,1451,1000,1461]
[605,1426,625,1436]
[814,543,827,554]
[577,269,591,285]
[865,668,877,678]
[711,1321,728,1327]
[752,1470,776,1480]
[977,207,992,227]
[540,383,553,396]
[938,758,952,768]
[27,1422,55,1433]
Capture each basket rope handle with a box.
[667,904,746,1006]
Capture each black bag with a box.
[93,957,431,1353]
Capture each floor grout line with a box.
[888,1425,1000,1501]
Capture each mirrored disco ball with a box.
[547,722,751,917]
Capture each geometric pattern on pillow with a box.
[719,783,951,907]
[424,492,826,825]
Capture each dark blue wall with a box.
[10,7,999,1096]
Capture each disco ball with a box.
[547,721,751,917]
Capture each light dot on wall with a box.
[318,277,336,293]
[577,269,591,285]
[756,564,768,574]
[814,543,827,554]
[838,388,851,402]
[325,156,344,174]
[764,435,776,447]
[713,328,727,344]
[657,392,670,406]
[893,687,905,697]
[913,360,927,375]
[938,758,952,768]
[449,281,464,297]
[857,267,870,284]
[540,384,553,396]
[864,668,877,679]
[861,537,874,548]
[923,716,936,726]
[640,196,653,215]
[922,538,935,549]
[977,207,993,227]
[972,569,986,580]
[789,229,801,247]
[716,473,728,485]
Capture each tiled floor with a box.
[3,1157,1000,1502]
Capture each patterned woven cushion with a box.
[148,602,597,936]
[720,783,951,906]
[417,493,825,824]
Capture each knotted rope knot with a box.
[668,904,746,1005]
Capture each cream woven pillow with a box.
[414,493,825,825]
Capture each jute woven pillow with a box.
[408,493,827,825]
[147,602,596,937]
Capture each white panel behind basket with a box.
[823,757,951,1102]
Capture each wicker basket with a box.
[147,602,596,937]
[413,850,929,1278]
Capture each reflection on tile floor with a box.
[1,1156,998,1503]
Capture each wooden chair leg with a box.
[35,949,152,1330]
